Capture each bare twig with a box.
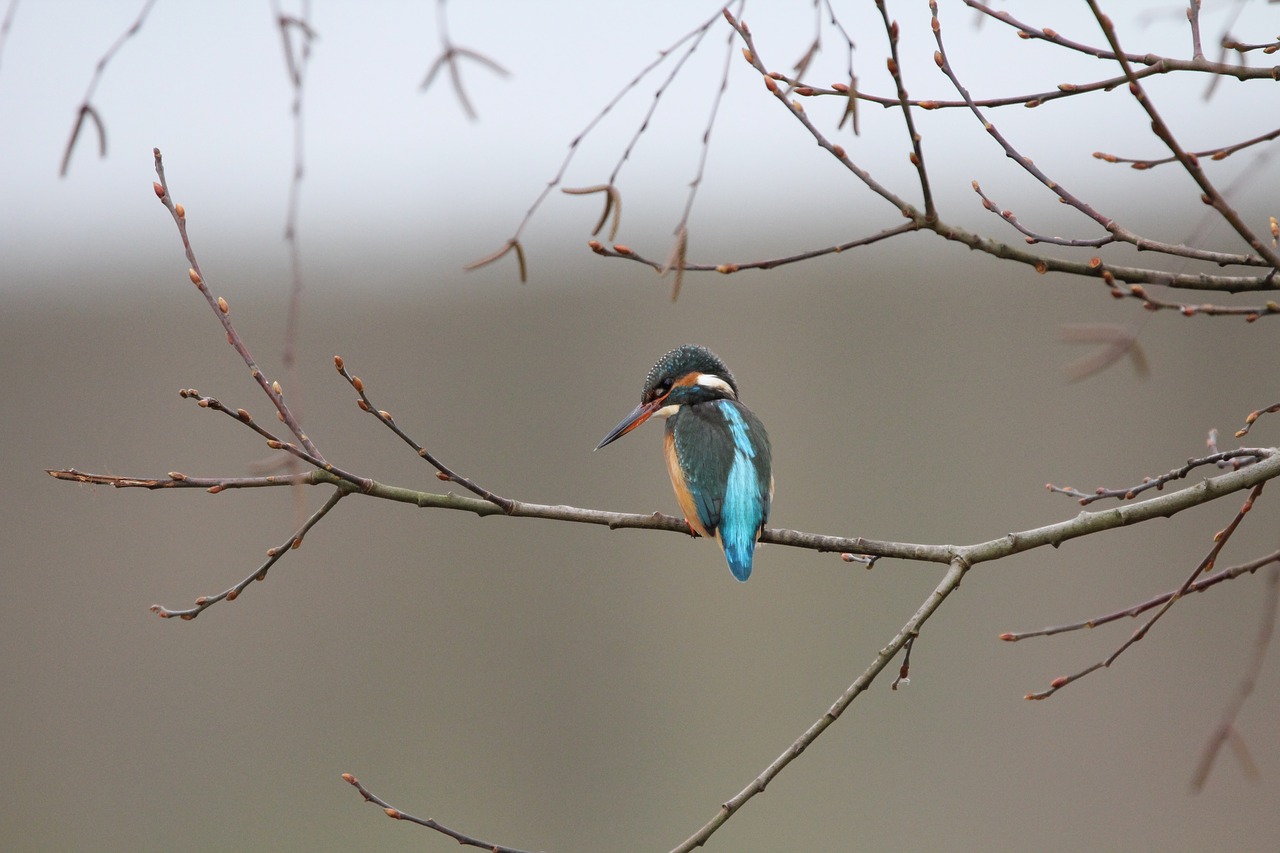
[1237,399,1280,438]
[59,0,157,176]
[151,150,326,464]
[472,5,729,279]
[1087,0,1280,271]
[333,356,513,512]
[1026,483,1266,700]
[1047,447,1269,505]
[342,773,537,853]
[1191,564,1280,791]
[1000,549,1280,642]
[152,488,348,620]
[419,0,509,121]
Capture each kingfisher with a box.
[596,345,773,581]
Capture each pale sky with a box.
[0,1,1272,295]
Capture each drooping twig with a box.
[472,5,729,281]
[1057,323,1149,383]
[419,0,509,121]
[341,773,537,853]
[59,0,157,176]
[1025,482,1266,700]
[1190,563,1280,791]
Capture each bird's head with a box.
[595,345,739,449]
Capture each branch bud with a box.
[189,268,202,286]
[333,355,344,370]
[217,296,229,314]
[153,182,165,199]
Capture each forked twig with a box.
[59,0,157,176]
[1025,483,1266,700]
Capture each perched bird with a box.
[596,345,773,581]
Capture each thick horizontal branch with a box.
[48,447,1280,569]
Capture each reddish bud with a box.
[436,471,449,481]
[764,76,778,93]
[1034,261,1047,275]
[207,484,224,494]
[932,51,943,67]
[795,86,814,96]
[613,244,633,255]
[832,82,849,93]
[352,376,364,392]
[832,145,845,159]
[588,240,604,253]
[217,296,229,314]
[153,182,166,199]
[1042,28,1057,38]
[1050,675,1069,688]
[333,355,345,370]
[189,268,202,286]
[999,633,1017,641]
[226,590,238,601]
[168,471,186,480]
[357,400,370,412]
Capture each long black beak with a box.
[595,399,662,450]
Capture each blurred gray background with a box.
[4,2,1280,851]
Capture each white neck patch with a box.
[695,373,737,398]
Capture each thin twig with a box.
[1047,447,1268,505]
[342,773,538,853]
[59,0,157,176]
[1190,563,1280,791]
[1087,0,1280,271]
[1001,550,1280,641]
[472,5,728,280]
[151,488,348,619]
[333,356,512,512]
[1026,483,1266,699]
[420,0,509,121]
[151,150,327,465]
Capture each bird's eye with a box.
[659,378,673,392]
